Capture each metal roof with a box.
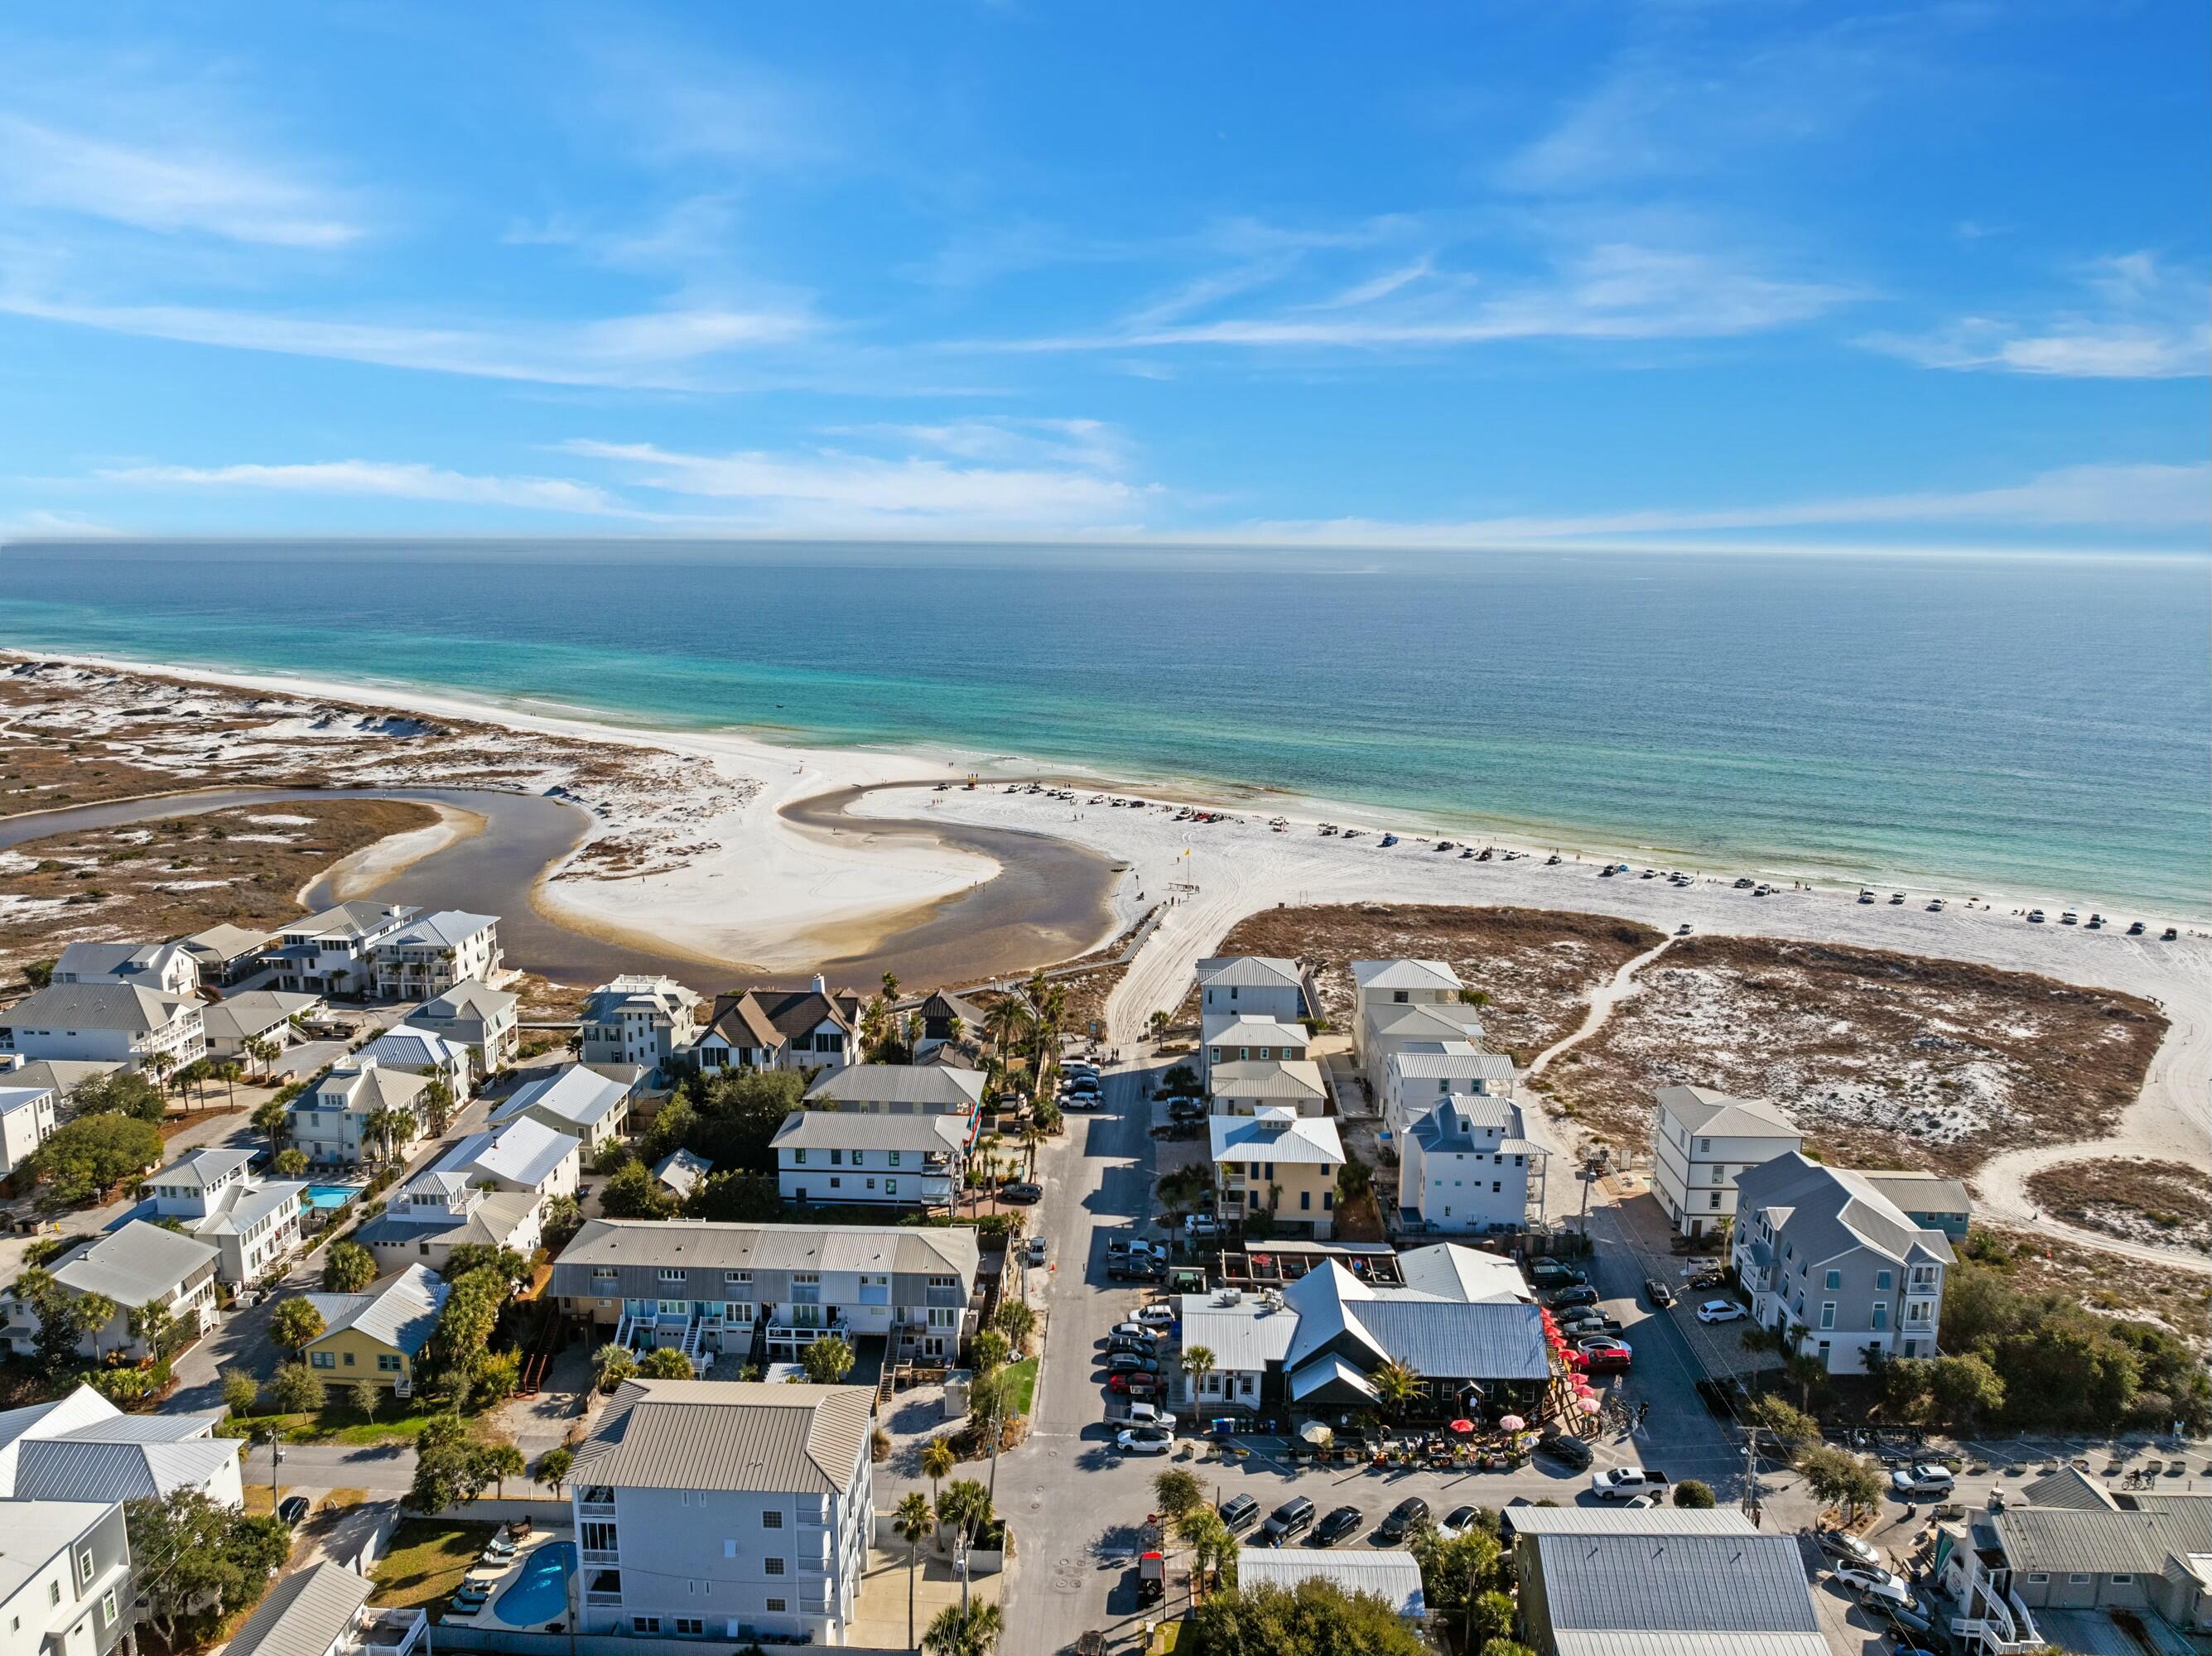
[1202,1018,1308,1048]
[1654,1085,1800,1140]
[1996,1500,2212,1575]
[195,1181,305,1240]
[156,1146,255,1190]
[1210,1110,1344,1167]
[555,1217,981,1282]
[0,1502,118,1605]
[355,1191,540,1254]
[653,1148,712,1197]
[354,1025,468,1073]
[498,1063,633,1127]
[1737,1154,1955,1269]
[12,1436,240,1504]
[200,992,321,1044]
[1195,956,1304,991]
[180,922,273,961]
[418,979,518,1022]
[1390,1047,1515,1081]
[575,1379,874,1495]
[1207,1060,1327,1100]
[1531,1532,1822,1638]
[446,1116,577,1190]
[1175,1293,1301,1372]
[52,1220,218,1304]
[1362,1004,1486,1044]
[0,1084,51,1119]
[304,1264,449,1355]
[1,981,193,1034]
[803,1065,986,1110]
[1506,1508,1759,1537]
[381,910,497,949]
[773,1110,969,1155]
[286,901,417,941]
[223,1562,372,1656]
[1236,1548,1425,1620]
[1858,1170,1973,1216]
[1352,959,1463,992]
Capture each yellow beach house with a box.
[301,1264,449,1394]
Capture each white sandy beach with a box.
[7,649,2207,1265]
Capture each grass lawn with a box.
[371,1519,499,1611]
[227,1406,444,1446]
[1003,1358,1038,1416]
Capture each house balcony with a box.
[766,1317,851,1350]
[580,1548,619,1568]
[353,1607,430,1656]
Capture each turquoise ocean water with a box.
[2,540,2206,913]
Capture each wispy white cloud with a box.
[563,436,1158,529]
[0,508,121,541]
[823,417,1130,472]
[0,113,361,247]
[1861,253,2210,379]
[93,460,642,516]
[0,293,819,388]
[1216,462,2212,548]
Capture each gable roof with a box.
[1389,1044,1515,1083]
[1996,1497,2212,1576]
[311,1059,429,1113]
[54,941,193,984]
[1,981,194,1035]
[51,1220,219,1303]
[12,1435,240,1504]
[0,1083,53,1119]
[381,910,496,949]
[581,975,699,1023]
[200,992,320,1045]
[1361,1003,1486,1046]
[1202,1018,1308,1049]
[1280,1258,1549,1381]
[1207,1060,1327,1100]
[1409,1093,1527,1153]
[354,1025,467,1074]
[304,1264,449,1355]
[576,1379,874,1494]
[223,1561,372,1656]
[773,1110,969,1157]
[1236,1548,1424,1620]
[1856,1170,1972,1216]
[443,1116,577,1190]
[554,1217,980,1282]
[653,1148,712,1198]
[1209,1110,1343,1167]
[496,1064,632,1129]
[1196,956,1304,993]
[1737,1153,1955,1270]
[1352,959,1463,994]
[179,923,273,963]
[154,1146,255,1191]
[1530,1531,1824,1651]
[286,901,418,941]
[1506,1507,1759,1537]
[803,1065,986,1110]
[1655,1085,1800,1139]
[418,979,518,1023]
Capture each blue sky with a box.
[2,2,2205,551]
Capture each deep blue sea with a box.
[2,539,2206,912]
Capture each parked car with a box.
[1123,1403,1177,1432]
[1107,1372,1159,1397]
[1000,1182,1043,1204]
[1109,1257,1165,1282]
[1218,1495,1260,1533]
[1439,1504,1483,1538]
[277,1495,312,1527]
[1313,1505,1363,1547]
[1589,1467,1669,1500]
[1183,1214,1223,1237]
[1059,1091,1098,1111]
[1256,1498,1315,1547]
[1166,1098,1207,1122]
[1547,1284,1600,1309]
[1577,1336,1633,1371]
[1376,1497,1431,1543]
[1555,1310,1621,1337]
[1529,1259,1586,1288]
[1835,1563,1913,1607]
[1689,1268,1729,1289]
[1107,1352,1160,1374]
[1107,1339,1156,1360]
[1695,1298,1747,1324]
[1878,1600,1935,1640]
[1021,1235,1048,1266]
[1815,1527,1881,1568]
[1890,1464,1955,1499]
[1135,1303,1178,1328]
[1116,1427,1173,1455]
[1535,1430,1593,1470]
[1642,1277,1676,1308]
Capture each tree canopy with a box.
[23,1113,164,1207]
[1185,1578,1427,1656]
[126,1490,293,1646]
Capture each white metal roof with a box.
[1236,1548,1424,1620]
[1209,1110,1344,1166]
[1352,959,1463,993]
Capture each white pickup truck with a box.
[1590,1466,1670,1500]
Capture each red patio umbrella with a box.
[1448,1418,1475,1434]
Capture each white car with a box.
[1695,1299,1747,1324]
[1835,1563,1912,1606]
[1110,1321,1157,1341]
[1890,1464,1955,1498]
[1135,1304,1178,1328]
[1589,1468,1669,1500]
[1116,1427,1173,1455]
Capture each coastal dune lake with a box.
[3,539,2206,913]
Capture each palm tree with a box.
[215,1060,243,1109]
[128,1298,175,1360]
[253,1095,291,1156]
[981,998,1029,1059]
[922,1601,1002,1656]
[1174,1507,1237,1603]
[1179,1345,1216,1410]
[1019,1123,1043,1180]
[894,1491,933,1654]
[75,1292,118,1360]
[1370,1358,1423,1423]
[920,1437,956,1506]
[243,1035,279,1082]
[1148,1009,1170,1043]
[143,1049,176,1100]
[991,1300,1036,1355]
[881,971,901,1004]
[419,1077,456,1138]
[935,1478,994,1551]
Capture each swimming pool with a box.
[301,1184,359,1211]
[494,1541,575,1628]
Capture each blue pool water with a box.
[494,1541,576,1628]
[301,1185,358,1211]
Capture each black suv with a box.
[1313,1505,1363,1547]
[1642,1277,1676,1307]
[1547,1284,1600,1309]
[1376,1497,1430,1542]
[1256,1498,1315,1547]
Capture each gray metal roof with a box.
[303,1264,449,1355]
[1857,1170,1972,1216]
[554,1217,981,1282]
[180,922,273,962]
[1531,1532,1822,1637]
[287,901,418,941]
[354,1025,467,1073]
[1352,959,1463,992]
[419,979,518,1022]
[355,1191,540,1254]
[1207,1060,1326,1099]
[802,1065,986,1110]
[1654,1084,1800,1139]
[1175,1293,1302,1372]
[12,1436,240,1504]
[0,1083,51,1119]
[381,910,497,949]
[1737,1153,1955,1269]
[1210,1110,1343,1166]
[0,1502,118,1605]
[1236,1548,1424,1619]
[1390,1048,1516,1081]
[575,1379,874,1495]
[2,981,193,1034]
[653,1148,712,1197]
[1280,1258,1550,1380]
[773,1110,968,1155]
[1996,1500,2212,1575]
[223,1561,372,1656]
[439,1117,576,1191]
[1506,1508,1758,1537]
[52,1220,219,1304]
[1409,1094,1525,1152]
[496,1064,632,1128]
[200,992,320,1044]
[1195,956,1304,991]
[156,1146,255,1190]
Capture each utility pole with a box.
[1742,1427,1762,1527]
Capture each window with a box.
[724,1270,751,1286]
[378,1352,402,1371]
[2025,1573,2049,1585]
[764,1598,787,1614]
[793,1148,806,1164]
[77,1549,94,1586]
[584,1522,618,1552]
[829,1177,841,1190]
[658,1268,687,1284]
[1698,1137,1710,1153]
[1708,1192,1722,1210]
[2109,1574,2133,1585]
[764,1557,786,1577]
[48,1583,60,1609]
[1870,1302,1889,1331]
[1824,1269,1841,1290]
[1819,1302,1836,1329]
[889,1151,902,1167]
[763,1510,783,1528]
[311,1350,336,1369]
[632,1618,662,1634]
[1299,1190,1310,1211]
[1874,1269,1894,1291]
[675,1619,704,1636]
[2067,1575,2090,1586]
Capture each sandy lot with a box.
[2024,1158,2211,1259]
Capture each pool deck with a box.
[439,1527,576,1631]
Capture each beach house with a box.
[774,1110,968,1211]
[1198,1017,1311,1086]
[0,982,206,1073]
[0,1077,57,1177]
[695,980,862,1075]
[301,1264,451,1394]
[492,1063,635,1151]
[145,1146,306,1286]
[1855,1170,1974,1240]
[550,1219,981,1366]
[177,923,274,988]
[220,1562,428,1656]
[287,1056,428,1166]
[0,1500,135,1656]
[0,1384,243,1509]
[1207,1058,1329,1117]
[907,988,985,1059]
[801,1063,985,1124]
[367,909,501,999]
[571,1379,876,1646]
[354,1160,544,1273]
[353,1023,473,1105]
[1196,956,1310,1044]
[52,941,200,997]
[1397,1092,1542,1235]
[198,990,321,1062]
[1732,1153,1953,1373]
[0,1221,220,1363]
[1381,1042,1516,1142]
[1210,1109,1346,1238]
[267,901,422,998]
[579,976,700,1073]
[1649,1084,1803,1239]
[409,979,520,1074]
[429,1115,580,1199]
